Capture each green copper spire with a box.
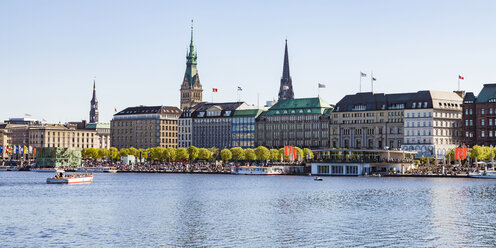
[185,19,198,86]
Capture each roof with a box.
[233,109,266,117]
[334,90,462,112]
[115,105,182,116]
[85,123,110,129]
[191,102,246,118]
[260,97,333,116]
[463,92,476,103]
[475,84,496,103]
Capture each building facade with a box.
[180,22,203,109]
[191,102,247,148]
[256,97,332,149]
[111,105,181,149]
[28,123,110,149]
[232,109,266,148]
[462,83,496,147]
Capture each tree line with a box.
[81,146,314,163]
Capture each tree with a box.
[167,147,177,161]
[278,148,289,161]
[119,148,130,158]
[176,148,189,161]
[270,149,280,161]
[97,148,108,160]
[244,148,256,161]
[294,146,304,160]
[198,148,211,160]
[188,146,199,161]
[85,148,98,160]
[230,147,245,161]
[470,145,491,161]
[150,147,165,161]
[209,147,219,161]
[303,148,314,159]
[128,147,139,157]
[109,147,119,161]
[220,149,232,162]
[255,146,270,161]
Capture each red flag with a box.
[454,148,460,160]
[293,148,297,159]
[462,147,468,159]
[114,107,117,113]
[212,88,218,92]
[459,75,464,80]
[284,146,290,156]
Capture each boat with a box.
[0,166,18,171]
[314,176,323,181]
[231,166,284,175]
[46,171,94,184]
[469,170,496,179]
[76,167,118,173]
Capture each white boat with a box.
[76,167,118,173]
[470,170,496,179]
[46,171,93,184]
[231,166,284,175]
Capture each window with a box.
[482,108,485,115]
[470,109,473,115]
[482,131,485,137]
[482,119,485,126]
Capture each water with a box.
[1,173,496,247]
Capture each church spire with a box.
[278,39,294,100]
[90,78,99,123]
[180,20,203,109]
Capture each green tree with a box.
[278,148,289,161]
[230,147,245,161]
[220,149,232,162]
[85,148,98,160]
[188,146,199,161]
[97,148,108,160]
[209,147,219,161]
[150,147,165,161]
[198,148,211,160]
[128,147,139,157]
[270,149,280,161]
[167,147,176,161]
[244,148,256,161]
[303,148,314,159]
[119,148,130,158]
[470,145,491,161]
[176,148,189,161]
[109,147,119,161]
[255,146,270,161]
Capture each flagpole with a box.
[318,84,320,97]
[371,71,373,92]
[458,77,460,91]
[359,73,362,93]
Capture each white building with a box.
[402,91,463,158]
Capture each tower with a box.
[278,39,294,101]
[89,79,99,123]
[180,20,203,109]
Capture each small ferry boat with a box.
[314,176,323,181]
[231,166,284,175]
[76,167,118,173]
[46,171,94,184]
[470,170,496,179]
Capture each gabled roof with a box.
[115,106,182,116]
[475,84,496,103]
[260,97,333,116]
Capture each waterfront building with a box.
[232,108,266,148]
[311,149,417,176]
[111,105,181,149]
[330,91,463,158]
[178,102,206,148]
[84,123,111,149]
[462,83,496,147]
[89,80,99,123]
[28,123,108,149]
[255,97,333,149]
[278,39,294,101]
[191,102,247,148]
[180,22,203,109]
[0,124,11,159]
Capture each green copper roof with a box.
[475,84,496,103]
[85,123,110,129]
[233,109,266,117]
[260,97,333,116]
[185,21,198,86]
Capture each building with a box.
[180,21,203,109]
[89,80,99,123]
[85,123,111,149]
[178,102,206,148]
[111,105,181,149]
[278,39,294,101]
[0,124,11,159]
[191,102,247,148]
[28,123,107,149]
[256,97,333,149]
[462,83,496,147]
[330,91,463,158]
[232,108,266,148]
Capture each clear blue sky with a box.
[1,0,496,123]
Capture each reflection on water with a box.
[1,173,496,247]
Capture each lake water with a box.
[1,172,496,247]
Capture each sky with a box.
[1,0,496,123]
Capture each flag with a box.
[372,77,377,81]
[360,72,367,77]
[462,147,468,159]
[212,88,218,92]
[237,86,242,91]
[114,107,118,113]
[42,118,47,122]
[23,146,27,154]
[284,146,292,157]
[15,146,19,154]
[318,83,326,88]
[29,146,33,154]
[0,145,3,154]
[454,148,460,160]
[459,75,464,80]
[293,148,298,160]
[24,113,32,117]
[34,146,37,155]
